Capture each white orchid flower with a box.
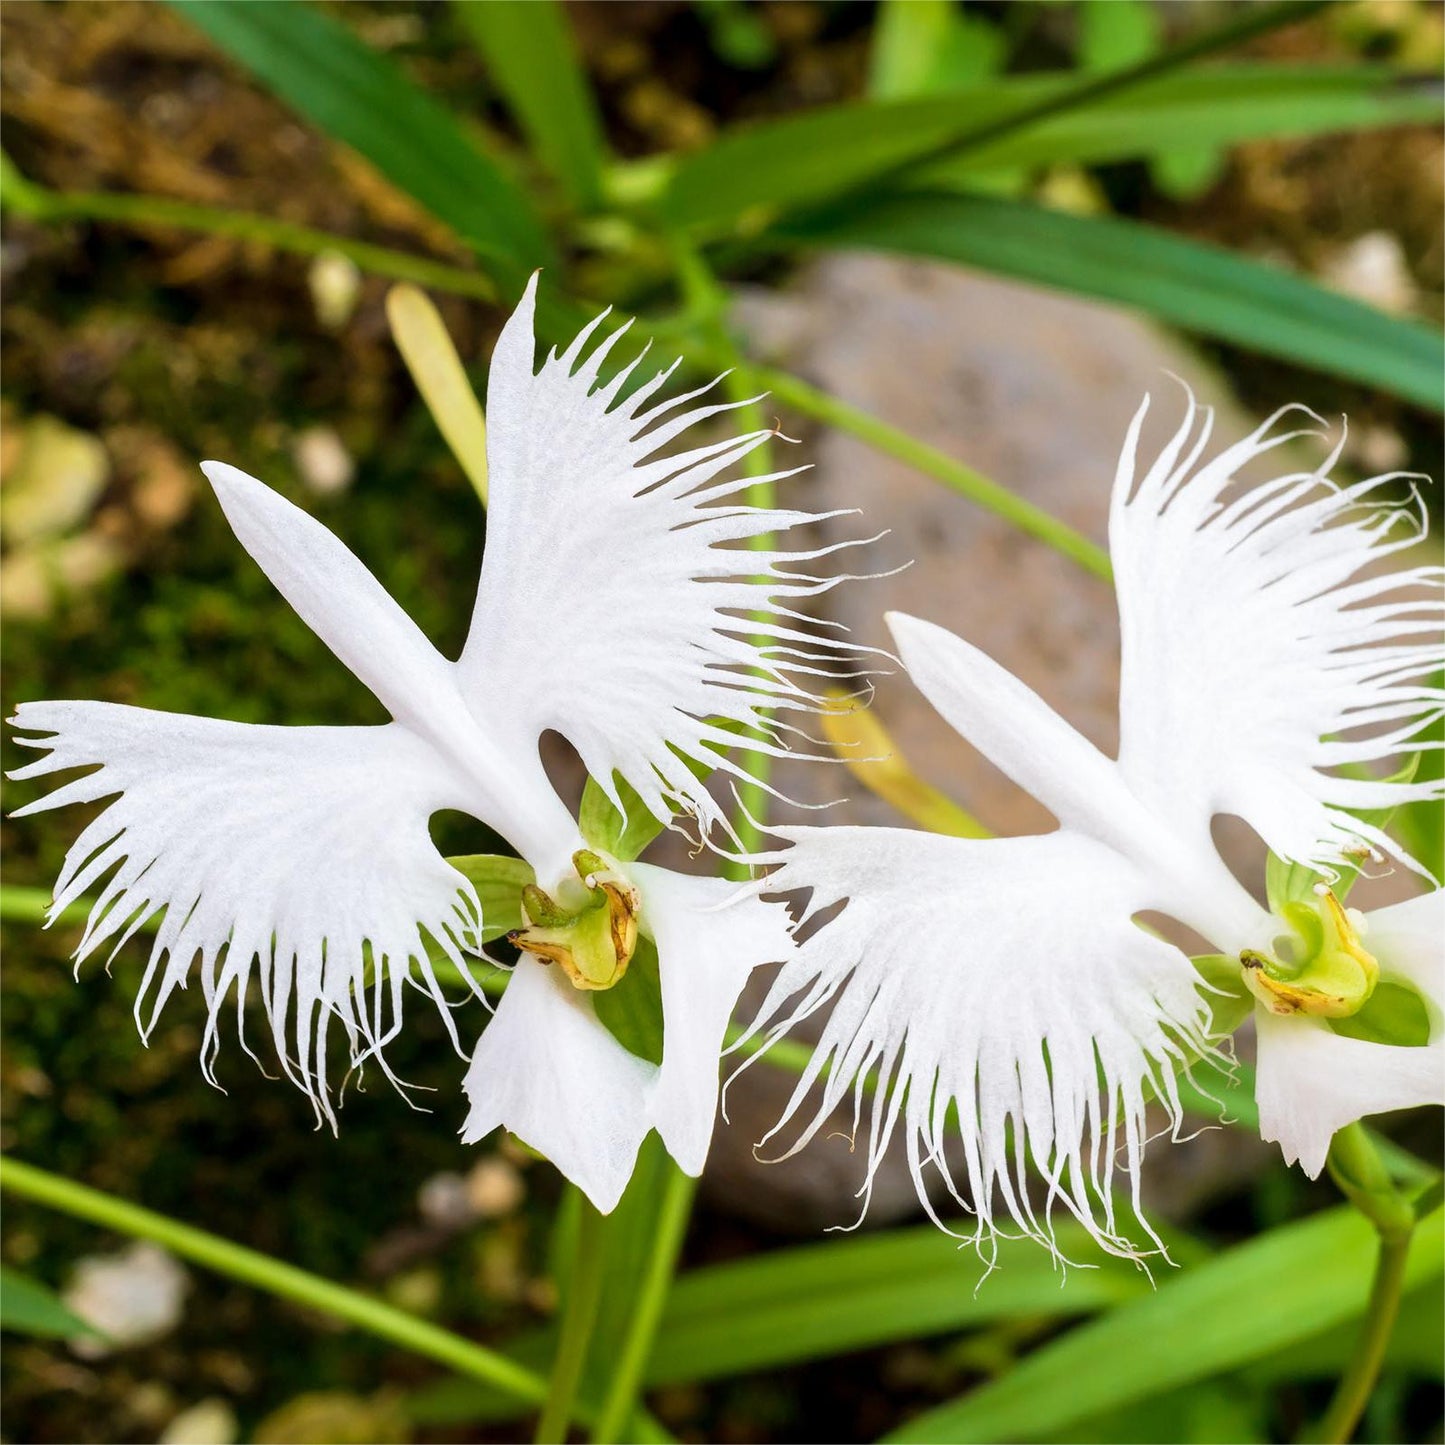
[740,395,1443,1258]
[9,277,863,1212]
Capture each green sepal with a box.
[1329,979,1432,1048]
[579,731,735,864]
[446,854,536,943]
[592,934,664,1066]
[579,773,666,864]
[1264,851,1320,915]
[1191,953,1252,1036]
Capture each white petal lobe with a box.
[634,864,794,1175]
[459,275,863,844]
[10,701,483,1121]
[200,461,459,734]
[886,612,1135,846]
[1255,1016,1443,1178]
[744,825,1214,1258]
[1111,394,1445,876]
[461,960,652,1214]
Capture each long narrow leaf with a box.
[928,65,1440,176]
[407,1221,1164,1426]
[169,0,550,272]
[649,1219,1162,1386]
[769,190,1444,411]
[659,66,1439,234]
[0,1265,103,1341]
[885,1204,1444,1442]
[455,0,606,210]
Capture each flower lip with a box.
[1241,885,1379,1019]
[508,849,640,991]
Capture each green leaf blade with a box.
[168,0,551,271]
[659,66,1441,235]
[455,0,606,211]
[885,1204,1445,1443]
[0,1265,103,1342]
[771,190,1444,410]
[650,1221,1156,1387]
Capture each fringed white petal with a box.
[1110,393,1445,878]
[459,274,868,846]
[634,864,795,1175]
[742,825,1215,1261]
[1256,888,1445,1177]
[10,702,482,1125]
[461,959,652,1213]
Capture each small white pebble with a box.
[159,1398,239,1445]
[417,1171,474,1230]
[308,250,363,331]
[467,1156,526,1218]
[292,426,354,496]
[63,1242,188,1357]
[1324,232,1416,316]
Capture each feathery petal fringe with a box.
[1112,390,1445,878]
[461,275,877,849]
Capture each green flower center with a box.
[509,849,639,991]
[1240,886,1378,1019]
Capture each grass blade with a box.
[770,190,1444,411]
[0,1265,103,1342]
[656,57,1434,233]
[885,1202,1444,1443]
[455,0,606,211]
[169,0,550,271]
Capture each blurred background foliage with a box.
[1,2,1442,1442]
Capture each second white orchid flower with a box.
[741,395,1444,1258]
[10,277,864,1213]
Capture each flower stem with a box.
[590,1165,696,1444]
[535,1193,609,1444]
[0,161,497,301]
[0,1155,548,1408]
[752,364,1113,582]
[674,238,778,866]
[1314,1229,1413,1444]
[1313,1124,1418,1443]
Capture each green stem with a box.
[0,1155,547,1408]
[1,166,496,302]
[1312,1124,1418,1443]
[536,1194,609,1444]
[590,1166,696,1444]
[1314,1230,1412,1444]
[674,240,779,867]
[753,364,1113,582]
